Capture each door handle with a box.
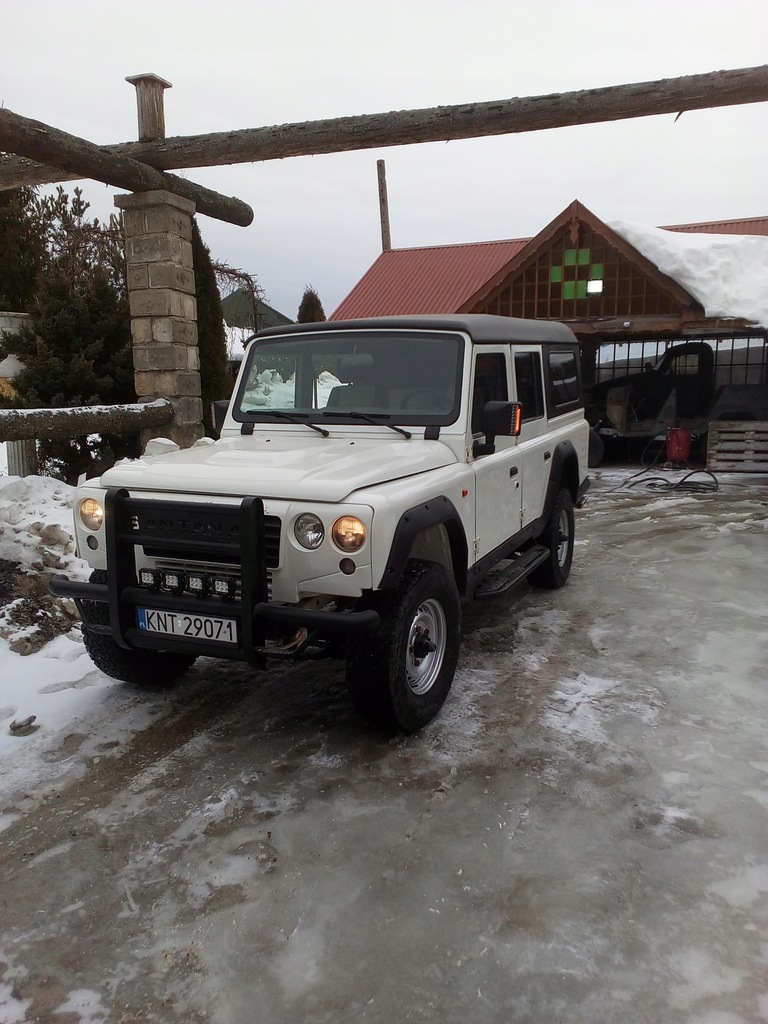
[509,466,519,477]
[544,451,552,461]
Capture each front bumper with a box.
[50,573,380,662]
[54,487,380,665]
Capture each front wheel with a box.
[82,628,197,686]
[529,488,575,589]
[80,571,197,686]
[345,561,461,733]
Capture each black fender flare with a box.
[543,440,581,516]
[378,495,468,594]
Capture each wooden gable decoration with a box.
[462,200,701,326]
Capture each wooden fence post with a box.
[6,439,36,476]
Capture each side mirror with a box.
[473,401,523,457]
[211,400,229,436]
[481,400,522,438]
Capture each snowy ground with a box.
[0,460,766,1023]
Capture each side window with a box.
[471,353,508,434]
[547,349,581,412]
[514,352,544,421]
[665,352,700,376]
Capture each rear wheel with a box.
[80,571,196,686]
[345,561,461,733]
[529,488,574,589]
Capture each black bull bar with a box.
[49,488,379,665]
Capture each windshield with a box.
[233,330,463,426]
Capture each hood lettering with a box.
[134,515,240,541]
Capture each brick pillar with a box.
[114,189,204,449]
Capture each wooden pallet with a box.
[707,421,768,472]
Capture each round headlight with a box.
[294,513,325,549]
[79,498,104,531]
[332,516,366,552]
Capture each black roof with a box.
[256,314,578,345]
[221,290,294,330]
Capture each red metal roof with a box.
[662,216,768,235]
[330,238,528,320]
[330,212,768,321]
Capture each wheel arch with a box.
[546,440,580,510]
[378,496,468,595]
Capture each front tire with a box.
[345,561,461,733]
[529,488,574,589]
[80,571,197,686]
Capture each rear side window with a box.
[546,349,581,413]
[514,352,544,420]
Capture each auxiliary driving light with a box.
[212,575,237,599]
[161,569,187,595]
[138,568,161,590]
[187,573,210,596]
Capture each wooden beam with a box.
[0,65,765,191]
[0,399,174,443]
[0,108,253,226]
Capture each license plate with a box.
[137,608,238,646]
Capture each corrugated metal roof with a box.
[662,216,768,235]
[330,210,768,321]
[331,238,528,320]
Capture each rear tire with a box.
[80,571,196,686]
[345,561,461,733]
[529,488,574,589]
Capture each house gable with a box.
[464,200,699,326]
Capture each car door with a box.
[513,348,549,529]
[471,349,523,561]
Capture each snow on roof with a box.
[609,221,768,328]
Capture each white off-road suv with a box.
[52,315,590,732]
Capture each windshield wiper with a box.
[252,410,329,437]
[321,410,412,439]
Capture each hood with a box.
[99,433,457,503]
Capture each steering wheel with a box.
[399,388,447,411]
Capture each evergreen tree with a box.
[192,219,233,435]
[0,188,136,482]
[297,285,326,323]
[0,187,48,312]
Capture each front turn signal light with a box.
[332,516,366,552]
[79,498,104,531]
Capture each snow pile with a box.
[609,221,768,328]
[0,473,115,792]
[0,474,86,573]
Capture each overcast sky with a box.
[2,0,767,319]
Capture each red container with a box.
[666,427,692,463]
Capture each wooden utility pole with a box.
[377,160,391,252]
[0,65,765,190]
